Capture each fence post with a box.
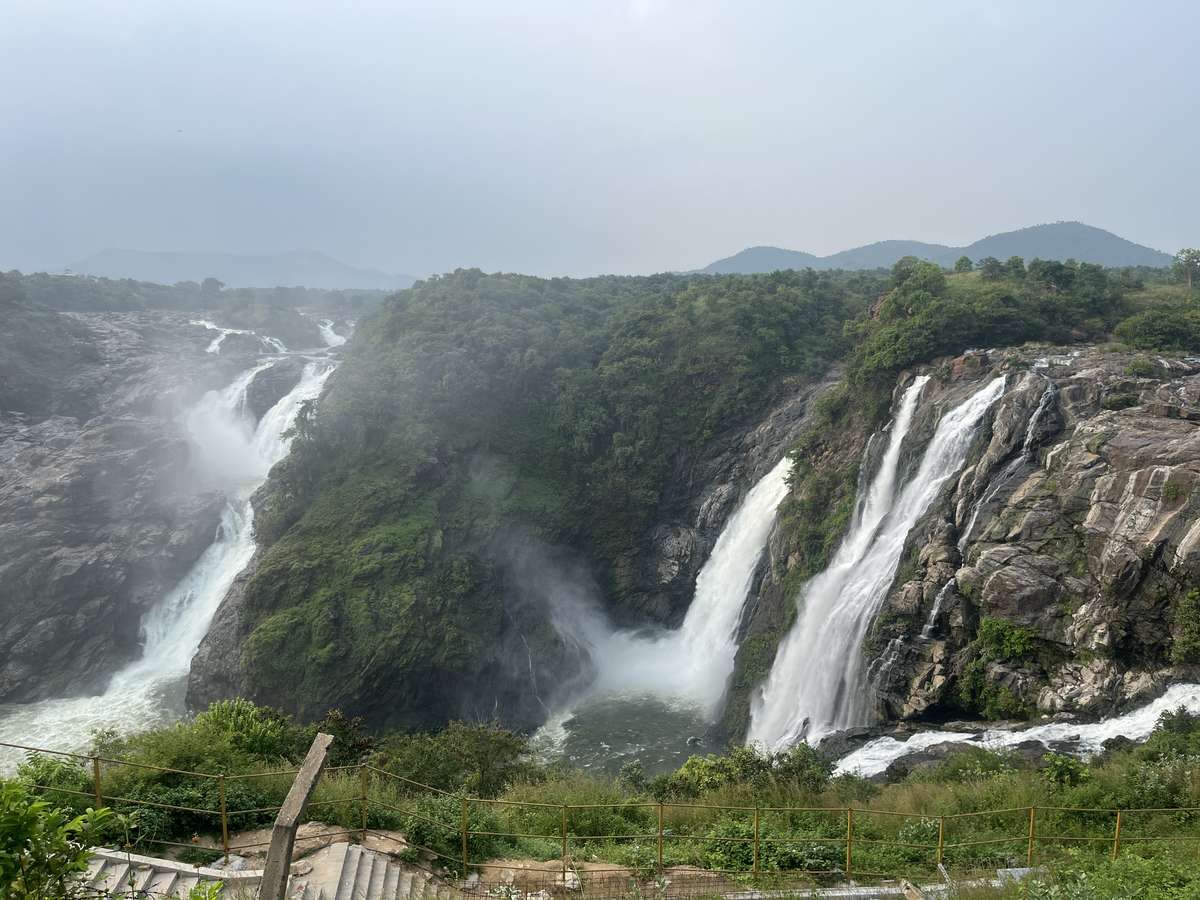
[261,733,333,900]
[461,797,470,875]
[1112,809,1123,861]
[657,803,664,875]
[561,805,568,883]
[1026,807,1037,867]
[91,756,102,809]
[359,765,370,841]
[845,808,854,879]
[752,807,760,880]
[936,815,945,867]
[218,775,229,864]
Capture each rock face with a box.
[622,371,841,625]
[244,358,305,423]
[0,309,253,701]
[733,347,1200,738]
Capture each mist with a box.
[2,0,1197,278]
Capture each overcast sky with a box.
[2,0,1196,277]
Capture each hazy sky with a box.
[2,0,1197,277]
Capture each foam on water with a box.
[836,683,1200,777]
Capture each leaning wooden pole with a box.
[260,733,334,900]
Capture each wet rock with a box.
[0,311,231,701]
[244,357,305,422]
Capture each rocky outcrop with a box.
[245,359,305,422]
[0,309,254,701]
[729,347,1200,739]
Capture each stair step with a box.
[334,845,364,900]
[85,857,107,884]
[397,871,415,900]
[95,861,130,892]
[354,850,377,899]
[382,862,400,899]
[146,870,179,896]
[177,874,200,895]
[132,865,156,891]
[366,855,388,898]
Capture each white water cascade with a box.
[532,454,793,770]
[0,356,335,763]
[837,682,1200,778]
[586,455,794,708]
[748,375,1007,748]
[318,320,347,347]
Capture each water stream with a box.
[534,455,794,773]
[0,351,335,766]
[748,376,1006,748]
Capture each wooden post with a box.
[657,804,664,875]
[260,733,334,900]
[936,815,945,867]
[561,806,568,883]
[1026,807,1037,867]
[359,765,370,842]
[845,808,854,878]
[218,775,229,864]
[461,797,470,875]
[752,807,761,879]
[91,756,102,809]
[1112,809,1123,861]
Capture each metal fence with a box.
[6,738,1200,892]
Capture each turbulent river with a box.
[0,337,336,768]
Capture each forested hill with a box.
[189,268,873,727]
[701,222,1173,273]
[189,259,1198,732]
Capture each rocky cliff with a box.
[728,346,1200,739]
[0,307,300,701]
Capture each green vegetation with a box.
[977,617,1038,663]
[0,781,113,899]
[1170,589,1200,664]
[9,700,1200,893]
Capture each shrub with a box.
[373,722,537,797]
[400,793,508,873]
[1125,357,1158,377]
[977,618,1037,662]
[1170,590,1200,665]
[0,780,114,899]
[1042,753,1091,787]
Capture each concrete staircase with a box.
[82,848,262,897]
[288,842,459,900]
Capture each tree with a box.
[1175,248,1200,291]
[954,256,973,273]
[201,277,224,295]
[1006,256,1025,278]
[978,257,1004,280]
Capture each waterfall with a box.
[318,320,347,347]
[584,456,794,708]
[748,375,1006,748]
[190,318,253,354]
[0,356,335,762]
[531,454,794,770]
[957,379,1057,552]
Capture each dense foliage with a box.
[10,700,1200,893]
[233,268,874,726]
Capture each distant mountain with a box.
[700,246,820,274]
[69,248,415,290]
[700,222,1173,274]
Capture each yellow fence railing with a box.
[6,738,1200,889]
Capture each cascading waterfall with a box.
[532,455,793,771]
[748,375,1006,748]
[0,355,335,762]
[318,320,347,347]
